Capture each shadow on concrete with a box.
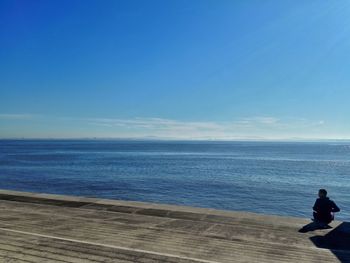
[298,221,332,233]
[308,222,350,263]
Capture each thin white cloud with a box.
[83,116,327,140]
[238,117,280,125]
[0,114,328,139]
[0,113,38,120]
[87,117,223,131]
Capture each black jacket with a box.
[313,197,340,223]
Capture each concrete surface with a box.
[0,189,349,263]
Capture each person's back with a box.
[313,189,340,225]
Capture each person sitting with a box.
[313,188,340,226]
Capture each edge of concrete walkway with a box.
[0,189,312,226]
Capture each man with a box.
[313,189,340,226]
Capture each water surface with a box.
[0,140,349,220]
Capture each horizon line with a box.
[1,137,350,143]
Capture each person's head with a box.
[318,189,327,198]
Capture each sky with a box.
[1,0,350,140]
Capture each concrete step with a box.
[0,190,348,263]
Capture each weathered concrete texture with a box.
[0,190,349,263]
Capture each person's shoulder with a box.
[317,197,329,204]
[327,198,338,206]
[328,198,336,204]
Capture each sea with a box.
[0,140,349,221]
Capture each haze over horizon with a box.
[1,0,350,140]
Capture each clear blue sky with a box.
[1,0,350,139]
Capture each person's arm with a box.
[313,199,319,212]
[331,201,340,213]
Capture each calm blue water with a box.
[0,140,349,220]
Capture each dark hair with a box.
[319,189,327,196]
